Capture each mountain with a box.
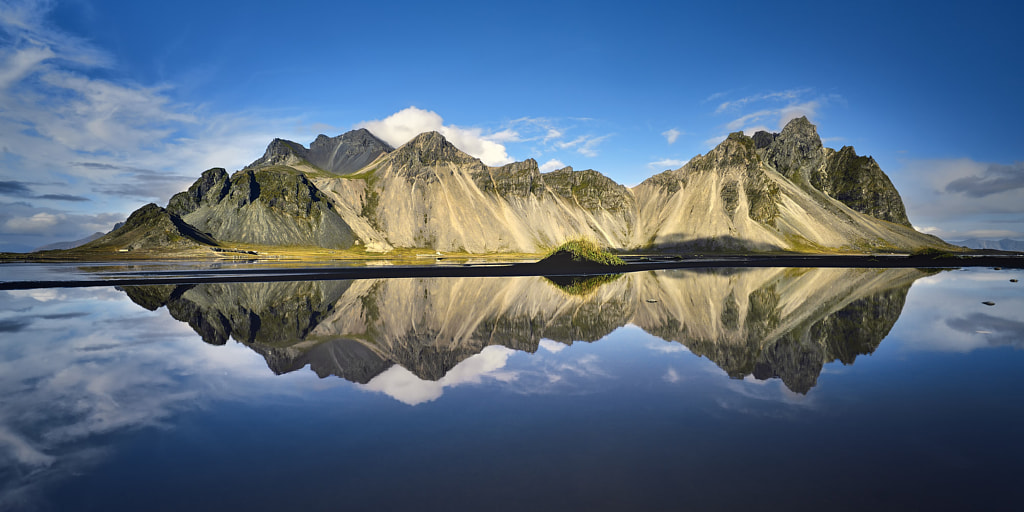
[951,238,1024,251]
[314,131,637,252]
[121,267,930,393]
[92,118,950,256]
[632,120,937,252]
[244,128,392,175]
[78,203,217,252]
[166,167,355,248]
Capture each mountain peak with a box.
[764,116,824,180]
[245,138,309,170]
[308,128,393,174]
[689,131,759,171]
[387,131,480,167]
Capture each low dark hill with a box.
[78,204,217,252]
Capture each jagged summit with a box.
[246,138,309,170]
[246,129,393,174]
[308,129,392,174]
[763,116,824,181]
[689,131,761,171]
[384,131,482,168]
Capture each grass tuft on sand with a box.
[544,238,625,266]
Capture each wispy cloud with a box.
[556,134,612,157]
[647,158,687,170]
[725,110,774,131]
[0,181,31,194]
[712,89,834,136]
[0,180,88,202]
[714,88,812,114]
[0,1,318,246]
[895,158,1024,240]
[501,116,613,158]
[945,162,1024,198]
[35,194,88,202]
[662,128,682,144]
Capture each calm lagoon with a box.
[1,267,1022,511]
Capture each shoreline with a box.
[2,253,1022,290]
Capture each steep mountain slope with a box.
[166,167,356,249]
[632,120,944,252]
[315,131,635,253]
[757,117,910,226]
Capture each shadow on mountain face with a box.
[121,267,932,393]
[647,235,785,253]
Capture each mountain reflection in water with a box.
[122,267,931,394]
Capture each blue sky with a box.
[1,0,1022,251]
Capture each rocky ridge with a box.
[93,117,948,255]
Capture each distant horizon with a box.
[1,0,1022,251]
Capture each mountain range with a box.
[951,238,1024,251]
[78,117,948,255]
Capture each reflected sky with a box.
[1,267,1022,511]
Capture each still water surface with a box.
[1,267,1022,510]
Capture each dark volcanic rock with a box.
[752,130,777,149]
[479,159,541,197]
[816,146,911,226]
[81,203,217,251]
[176,168,356,248]
[166,167,229,217]
[540,166,634,212]
[389,131,482,170]
[246,138,309,170]
[307,128,393,174]
[763,116,824,182]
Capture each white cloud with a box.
[647,158,687,170]
[356,106,513,166]
[662,128,681,144]
[539,159,566,173]
[3,212,61,233]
